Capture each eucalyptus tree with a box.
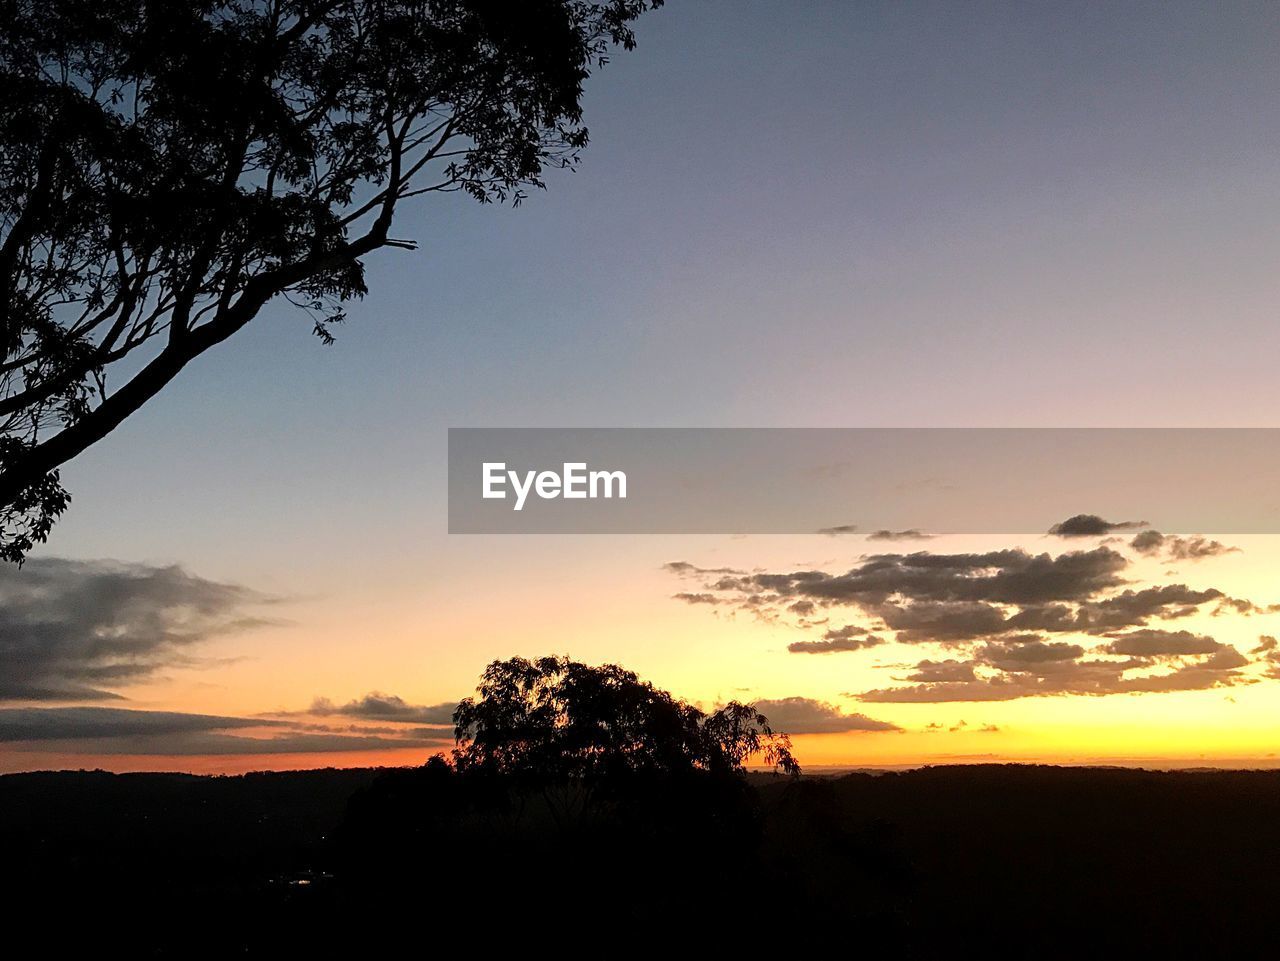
[0,0,658,559]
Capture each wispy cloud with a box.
[0,558,281,702]
[0,706,455,755]
[1130,530,1239,562]
[306,692,456,726]
[816,524,859,536]
[748,697,899,734]
[787,625,883,654]
[867,529,933,541]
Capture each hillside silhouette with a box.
[3,763,1278,955]
[3,658,1274,954]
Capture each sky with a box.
[5,0,1280,773]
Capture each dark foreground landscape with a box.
[3,763,1277,956]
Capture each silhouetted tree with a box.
[0,0,660,560]
[452,654,801,781]
[339,656,799,932]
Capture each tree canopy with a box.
[0,0,659,560]
[338,655,800,925]
[452,654,802,778]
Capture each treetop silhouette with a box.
[0,0,660,560]
[452,654,802,779]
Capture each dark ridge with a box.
[3,763,1278,955]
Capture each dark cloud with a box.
[678,548,1133,648]
[978,640,1086,669]
[1168,536,1237,561]
[749,697,899,734]
[1018,583,1228,634]
[0,707,268,741]
[712,547,1129,608]
[787,626,883,654]
[923,718,999,733]
[1253,635,1280,678]
[1213,597,1280,616]
[856,635,1251,703]
[43,730,454,756]
[1129,531,1238,562]
[816,524,859,536]
[0,558,279,702]
[670,530,1275,703]
[0,706,454,755]
[1102,629,1225,657]
[663,561,745,576]
[1048,514,1147,538]
[867,529,933,541]
[904,659,978,683]
[308,692,456,726]
[1130,530,1166,554]
[879,600,1012,643]
[672,592,723,605]
[859,676,1032,702]
[848,583,1236,645]
[786,638,865,654]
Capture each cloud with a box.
[816,524,858,536]
[1169,537,1236,561]
[903,659,978,683]
[676,548,1134,645]
[1061,584,1229,631]
[978,640,1086,669]
[0,707,267,741]
[1253,635,1280,678]
[867,529,933,541]
[1048,514,1147,538]
[0,706,455,755]
[787,625,883,654]
[0,558,279,702]
[858,678,1032,703]
[41,731,454,756]
[878,600,1012,642]
[663,561,745,576]
[307,692,456,725]
[855,635,1251,703]
[711,547,1130,608]
[669,527,1276,703]
[1101,629,1225,657]
[929,719,999,732]
[749,697,899,734]
[672,592,723,605]
[1129,530,1166,554]
[1129,531,1238,562]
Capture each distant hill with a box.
[4,764,1277,956]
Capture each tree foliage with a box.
[0,0,659,560]
[452,655,802,779]
[339,656,800,928]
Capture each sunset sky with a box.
[5,1,1280,773]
